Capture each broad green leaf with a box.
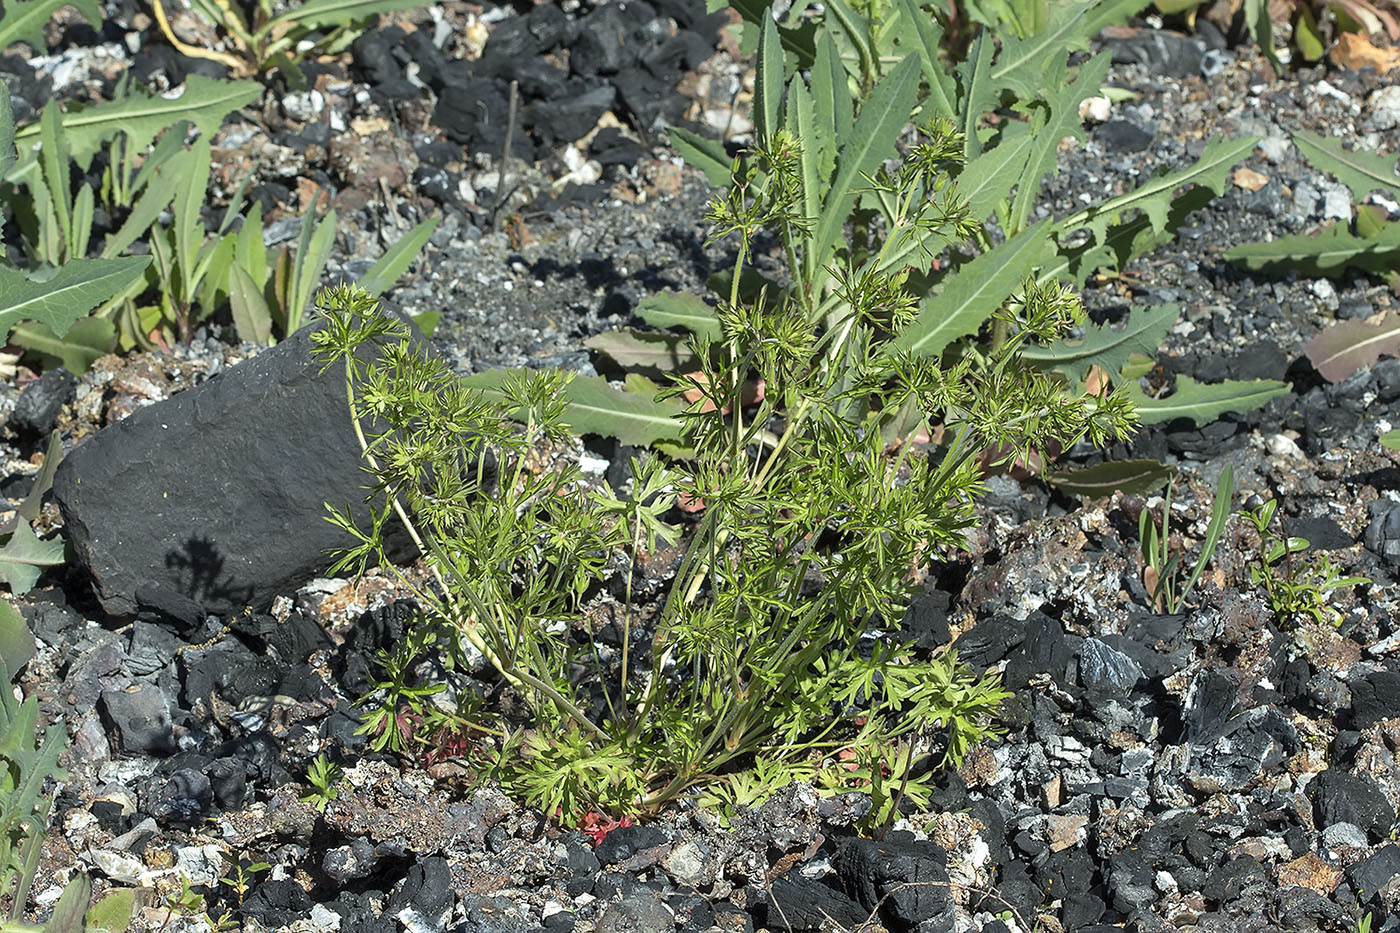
[1294,3,1324,60]
[0,0,101,51]
[13,75,262,171]
[39,102,73,255]
[196,233,236,316]
[103,158,180,258]
[171,139,212,302]
[637,290,722,339]
[812,29,852,150]
[1007,52,1112,235]
[888,219,1053,358]
[992,0,1148,100]
[262,0,432,37]
[71,181,94,258]
[463,369,687,446]
[956,32,995,160]
[1293,130,1400,204]
[585,330,699,373]
[1381,429,1400,451]
[10,315,117,372]
[892,0,955,120]
[44,874,92,933]
[410,310,439,336]
[1041,186,1214,286]
[788,77,826,243]
[1022,303,1177,381]
[290,207,337,334]
[0,90,14,180]
[958,123,1033,223]
[0,519,64,594]
[0,256,150,337]
[129,119,190,195]
[16,431,60,525]
[86,888,136,933]
[667,127,730,190]
[1128,375,1289,425]
[1047,459,1175,498]
[358,217,439,298]
[235,199,267,283]
[1303,316,1400,383]
[1225,220,1400,276]
[1055,135,1259,243]
[754,10,782,144]
[1242,0,1279,68]
[808,55,920,275]
[228,261,272,344]
[0,601,35,684]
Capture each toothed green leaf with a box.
[1128,375,1289,426]
[1022,303,1177,381]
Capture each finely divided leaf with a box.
[1294,130,1400,203]
[1304,316,1400,383]
[0,256,151,337]
[1128,375,1290,425]
[1047,459,1175,498]
[637,291,722,339]
[888,219,1054,358]
[1022,303,1177,380]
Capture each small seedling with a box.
[301,753,344,812]
[1242,498,1369,627]
[1139,465,1234,613]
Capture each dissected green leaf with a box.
[0,518,64,594]
[585,330,700,373]
[0,0,102,52]
[1047,459,1175,498]
[637,290,722,339]
[1022,303,1177,381]
[1128,375,1290,425]
[0,256,151,338]
[1293,130,1400,204]
[358,217,439,298]
[888,219,1053,358]
[0,600,35,684]
[463,369,687,445]
[13,75,261,171]
[1304,316,1400,383]
[1225,220,1400,276]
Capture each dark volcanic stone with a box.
[143,768,214,826]
[1309,770,1396,840]
[595,824,667,865]
[1200,854,1267,906]
[1351,669,1400,728]
[1106,30,1206,77]
[835,836,952,929]
[760,875,868,931]
[1077,637,1144,693]
[100,684,177,755]
[386,858,455,931]
[1348,843,1400,903]
[1095,120,1154,153]
[1185,670,1239,746]
[240,879,313,929]
[10,366,76,437]
[594,889,672,933]
[53,324,418,617]
[1366,505,1400,567]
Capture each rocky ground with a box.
[5,1,1400,932]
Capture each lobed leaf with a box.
[1128,375,1290,425]
[1293,130,1400,204]
[667,126,730,190]
[0,0,102,52]
[1225,219,1400,276]
[1022,303,1177,381]
[0,518,64,594]
[0,256,150,338]
[754,10,782,144]
[1046,459,1175,498]
[585,330,699,373]
[13,75,261,171]
[636,290,722,339]
[887,219,1054,358]
[1304,315,1400,383]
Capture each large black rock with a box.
[54,324,409,618]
